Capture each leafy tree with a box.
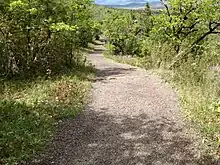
[102,8,152,56]
[145,2,152,16]
[0,0,96,77]
[151,0,220,66]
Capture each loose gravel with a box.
[29,44,219,165]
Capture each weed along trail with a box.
[31,43,218,165]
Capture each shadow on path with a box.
[96,67,136,79]
[30,109,219,165]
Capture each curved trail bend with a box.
[32,43,218,165]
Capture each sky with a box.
[95,0,159,5]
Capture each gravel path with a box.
[30,44,219,165]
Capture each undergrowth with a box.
[0,64,95,164]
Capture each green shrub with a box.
[0,0,97,78]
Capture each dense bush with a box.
[0,0,96,78]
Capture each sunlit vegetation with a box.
[101,0,220,158]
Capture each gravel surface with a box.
[29,44,219,165]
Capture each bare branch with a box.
[160,0,172,23]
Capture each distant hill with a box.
[95,0,147,5]
[103,1,163,10]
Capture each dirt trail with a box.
[30,43,219,165]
